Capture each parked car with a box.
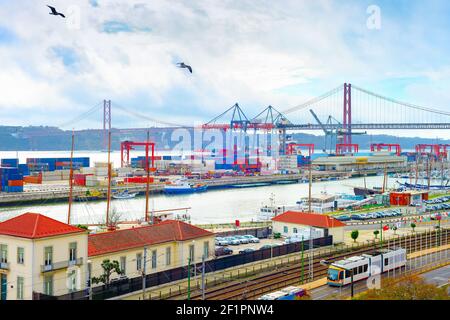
[242,235,260,243]
[350,214,363,221]
[239,248,255,254]
[215,246,233,256]
[234,235,250,244]
[225,236,241,245]
[335,215,351,221]
[215,237,230,246]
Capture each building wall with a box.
[327,227,345,244]
[89,235,215,285]
[272,221,343,244]
[0,232,88,300]
[272,221,322,238]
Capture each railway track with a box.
[162,229,449,300]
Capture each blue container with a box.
[1,159,19,167]
[7,186,23,193]
[18,164,30,176]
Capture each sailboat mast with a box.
[145,130,151,224]
[106,131,112,229]
[308,163,312,212]
[67,130,75,225]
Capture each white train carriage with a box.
[327,248,406,286]
[258,286,308,300]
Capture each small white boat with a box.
[257,193,303,221]
[112,190,138,200]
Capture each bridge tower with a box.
[103,100,111,151]
[343,83,352,151]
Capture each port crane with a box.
[309,109,366,154]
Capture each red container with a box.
[73,173,90,186]
[124,176,154,184]
[8,180,24,187]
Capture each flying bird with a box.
[47,5,65,18]
[176,62,193,74]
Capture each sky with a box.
[0,0,449,138]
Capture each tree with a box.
[373,230,380,239]
[392,226,398,235]
[356,275,449,300]
[351,230,359,243]
[76,224,88,230]
[410,223,416,232]
[92,259,124,287]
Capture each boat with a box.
[397,181,450,190]
[257,193,303,221]
[164,179,208,194]
[353,187,382,196]
[112,190,138,200]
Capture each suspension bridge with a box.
[55,82,450,153]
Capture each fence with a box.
[34,235,332,300]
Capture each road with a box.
[310,249,449,300]
[421,265,450,294]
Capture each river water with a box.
[0,150,419,225]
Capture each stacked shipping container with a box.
[0,167,24,192]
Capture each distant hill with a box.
[0,125,447,151]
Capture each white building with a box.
[0,213,88,300]
[271,211,346,244]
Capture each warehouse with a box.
[312,153,407,172]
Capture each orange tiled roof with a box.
[0,213,86,239]
[271,211,346,228]
[88,220,213,256]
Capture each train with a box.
[327,247,407,286]
[258,286,308,300]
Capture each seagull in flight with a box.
[176,62,193,74]
[47,5,65,18]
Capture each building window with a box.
[189,245,195,263]
[293,228,298,234]
[283,226,288,233]
[43,275,53,296]
[0,244,8,263]
[17,277,24,300]
[136,253,142,271]
[17,247,24,264]
[44,246,53,266]
[68,270,77,292]
[120,256,126,275]
[203,241,209,258]
[151,250,157,269]
[384,257,389,266]
[165,247,171,266]
[69,242,77,263]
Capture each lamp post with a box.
[201,254,206,300]
[142,247,147,300]
[187,256,191,300]
[87,260,92,300]
[341,267,354,298]
[300,235,304,284]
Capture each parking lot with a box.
[215,235,285,256]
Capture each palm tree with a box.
[373,230,380,239]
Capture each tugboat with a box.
[164,179,208,194]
